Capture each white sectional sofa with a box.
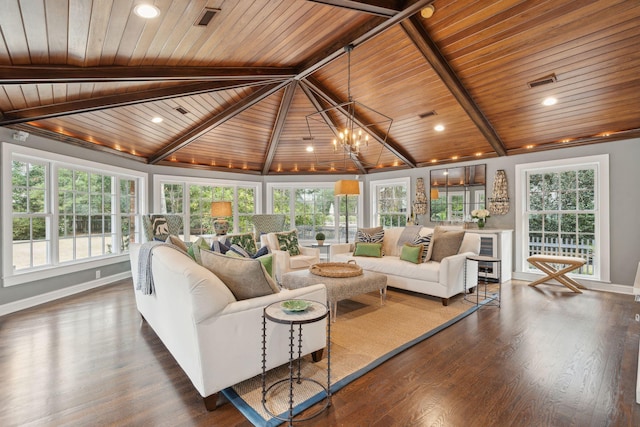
[331,227,481,305]
[129,243,327,410]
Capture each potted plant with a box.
[315,232,326,246]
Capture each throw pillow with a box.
[210,240,230,254]
[355,226,385,244]
[227,233,258,255]
[252,245,270,259]
[353,242,383,257]
[400,243,423,264]
[200,250,279,301]
[412,233,432,263]
[256,253,274,277]
[187,237,210,264]
[228,243,251,258]
[165,234,188,252]
[275,230,301,256]
[430,228,465,262]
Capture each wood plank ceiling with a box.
[1,0,639,175]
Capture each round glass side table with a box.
[261,299,331,426]
[465,255,502,307]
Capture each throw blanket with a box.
[397,225,422,250]
[136,241,188,295]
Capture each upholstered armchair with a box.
[251,214,286,241]
[142,214,183,242]
[260,230,320,283]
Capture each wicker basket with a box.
[309,261,363,278]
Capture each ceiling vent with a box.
[195,8,220,26]
[527,73,557,88]
[175,106,189,115]
[418,110,437,119]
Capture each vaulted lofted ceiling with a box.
[1,0,639,175]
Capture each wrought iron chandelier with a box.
[305,44,393,167]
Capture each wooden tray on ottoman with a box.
[309,262,363,278]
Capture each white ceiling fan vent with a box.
[195,8,220,26]
[527,73,557,88]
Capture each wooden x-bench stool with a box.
[527,255,587,293]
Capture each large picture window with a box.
[3,143,145,286]
[370,178,409,228]
[155,176,260,240]
[515,155,609,282]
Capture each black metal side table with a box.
[465,255,502,307]
[262,299,331,426]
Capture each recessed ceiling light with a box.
[134,4,160,19]
[306,146,314,152]
[434,124,445,132]
[420,5,435,19]
[151,117,163,123]
[542,97,557,106]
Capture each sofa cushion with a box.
[333,253,440,282]
[430,228,465,262]
[412,234,432,263]
[200,250,279,300]
[354,242,383,257]
[275,230,301,256]
[400,243,423,264]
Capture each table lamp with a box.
[211,201,232,235]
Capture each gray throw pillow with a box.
[429,228,465,262]
[200,249,280,301]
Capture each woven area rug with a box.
[222,288,488,426]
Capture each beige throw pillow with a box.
[429,228,465,262]
[200,249,280,301]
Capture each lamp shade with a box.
[334,180,360,196]
[430,188,439,200]
[210,201,232,217]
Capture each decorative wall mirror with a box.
[430,164,486,222]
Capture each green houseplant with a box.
[315,232,326,245]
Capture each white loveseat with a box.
[331,227,481,305]
[129,243,327,410]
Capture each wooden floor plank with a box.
[0,279,639,426]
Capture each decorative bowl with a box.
[281,300,311,313]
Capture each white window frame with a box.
[153,175,261,240]
[266,181,362,243]
[369,177,410,227]
[2,142,147,287]
[514,154,610,283]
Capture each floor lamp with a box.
[334,180,360,244]
[211,201,232,236]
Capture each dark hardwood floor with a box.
[1,278,639,426]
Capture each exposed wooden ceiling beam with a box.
[0,65,296,84]
[262,80,299,175]
[302,77,416,169]
[296,0,433,79]
[299,82,367,174]
[0,80,282,126]
[306,0,403,17]
[401,16,508,157]
[149,81,290,164]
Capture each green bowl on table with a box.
[281,300,311,313]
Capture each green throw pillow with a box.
[257,253,273,277]
[187,237,210,264]
[275,230,301,256]
[400,243,423,264]
[227,233,257,254]
[353,242,383,257]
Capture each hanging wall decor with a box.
[414,177,428,216]
[488,169,510,215]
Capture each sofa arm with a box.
[217,283,328,317]
[330,243,352,259]
[439,252,478,294]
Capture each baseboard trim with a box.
[0,272,132,317]
[512,272,633,295]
